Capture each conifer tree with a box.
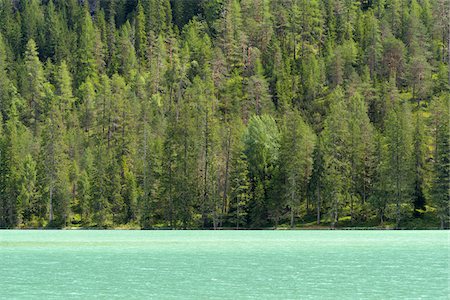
[0,33,14,120]
[279,110,316,228]
[56,61,76,124]
[244,114,280,227]
[347,92,376,221]
[430,95,450,228]
[40,85,70,226]
[135,0,147,64]
[77,1,97,85]
[228,125,250,229]
[384,102,414,228]
[411,113,427,217]
[321,88,351,228]
[17,154,38,226]
[23,39,46,131]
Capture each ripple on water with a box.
[0,230,448,299]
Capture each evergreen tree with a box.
[77,1,97,85]
[0,33,14,120]
[134,0,147,64]
[40,86,70,227]
[309,139,325,225]
[244,114,280,227]
[117,22,137,79]
[347,92,376,221]
[56,61,76,124]
[411,113,427,217]
[17,154,38,226]
[362,11,382,80]
[430,95,450,228]
[22,39,46,131]
[279,110,316,228]
[245,49,272,117]
[384,102,414,228]
[321,88,351,228]
[228,122,250,229]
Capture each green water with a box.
[0,231,448,299]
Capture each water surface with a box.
[0,230,448,299]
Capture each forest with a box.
[0,0,448,229]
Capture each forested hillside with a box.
[0,0,448,229]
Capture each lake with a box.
[0,230,448,299]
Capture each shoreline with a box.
[1,226,445,230]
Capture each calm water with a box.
[0,230,448,299]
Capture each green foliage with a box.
[0,0,447,229]
[244,114,280,227]
[383,102,414,228]
[279,110,316,227]
[321,88,351,227]
[430,95,450,228]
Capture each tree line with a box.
[0,0,448,229]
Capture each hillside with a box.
[0,0,448,229]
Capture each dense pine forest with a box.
[0,0,448,229]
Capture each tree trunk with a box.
[332,193,338,229]
[236,201,240,230]
[306,197,309,215]
[202,110,209,229]
[8,197,14,227]
[290,207,295,229]
[168,160,173,229]
[350,194,354,224]
[49,184,54,224]
[316,186,321,225]
[222,128,231,225]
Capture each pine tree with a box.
[135,0,147,64]
[279,110,316,228]
[79,76,96,135]
[362,11,382,80]
[121,157,138,223]
[370,131,389,225]
[0,33,14,120]
[17,154,38,226]
[309,139,325,225]
[408,54,432,104]
[218,0,246,71]
[21,0,45,52]
[22,39,46,131]
[347,92,375,222]
[117,22,137,79]
[229,150,250,229]
[241,0,273,51]
[45,0,72,63]
[244,114,280,227]
[56,61,76,124]
[77,1,97,85]
[91,145,111,227]
[382,37,406,82]
[384,102,414,228]
[1,101,33,227]
[40,85,70,227]
[411,113,427,217]
[245,49,272,117]
[430,95,450,228]
[321,88,351,228]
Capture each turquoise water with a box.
[0,231,448,299]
